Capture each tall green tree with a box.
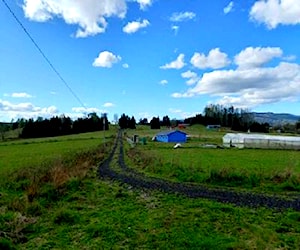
[150,117,160,129]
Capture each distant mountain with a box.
[252,112,300,125]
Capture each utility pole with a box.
[101,113,107,145]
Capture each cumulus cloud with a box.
[169,108,196,119]
[181,70,199,85]
[250,0,300,29]
[190,48,230,69]
[172,61,300,108]
[0,99,58,121]
[123,19,150,34]
[224,1,234,14]
[122,63,129,68]
[170,11,196,22]
[160,79,168,85]
[135,0,153,10]
[93,51,121,68]
[68,107,107,120]
[234,47,283,69]
[171,92,194,98]
[22,0,127,37]
[103,102,115,108]
[160,54,186,69]
[171,25,179,35]
[5,92,33,98]
[283,55,297,61]
[72,107,102,113]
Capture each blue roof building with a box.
[156,130,187,143]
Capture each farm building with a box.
[206,124,221,130]
[155,130,187,143]
[223,133,300,150]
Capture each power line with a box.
[1,0,87,110]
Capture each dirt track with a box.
[99,131,300,210]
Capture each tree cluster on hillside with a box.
[185,104,270,133]
[118,114,136,129]
[138,118,148,125]
[161,115,171,127]
[20,113,108,138]
[150,117,160,129]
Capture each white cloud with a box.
[191,48,230,69]
[181,70,199,86]
[0,99,58,121]
[169,108,182,114]
[171,25,179,35]
[103,102,115,108]
[123,19,150,33]
[68,107,107,120]
[224,1,234,14]
[172,61,300,108]
[250,0,300,29]
[234,47,283,69]
[72,107,103,113]
[160,79,168,85]
[135,0,153,10]
[122,63,129,68]
[93,51,121,68]
[160,54,186,69]
[283,55,297,61]
[171,92,194,98]
[169,108,196,119]
[170,11,196,22]
[181,70,197,79]
[137,112,153,122]
[22,0,127,37]
[4,92,33,98]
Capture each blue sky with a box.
[1,0,300,122]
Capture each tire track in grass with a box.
[99,131,300,211]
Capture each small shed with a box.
[156,130,187,143]
[206,125,221,130]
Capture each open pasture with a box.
[0,129,116,176]
[125,126,300,192]
[1,126,300,249]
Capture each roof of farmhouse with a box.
[156,130,187,136]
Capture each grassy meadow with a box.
[125,125,300,193]
[1,125,300,249]
[0,130,115,175]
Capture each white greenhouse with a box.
[223,133,300,150]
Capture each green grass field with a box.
[0,130,115,176]
[1,126,300,249]
[125,125,300,193]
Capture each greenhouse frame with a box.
[223,133,300,150]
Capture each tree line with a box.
[2,105,299,140]
[14,113,109,139]
[184,104,270,132]
[118,114,175,130]
[119,105,271,133]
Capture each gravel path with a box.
[99,131,300,210]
